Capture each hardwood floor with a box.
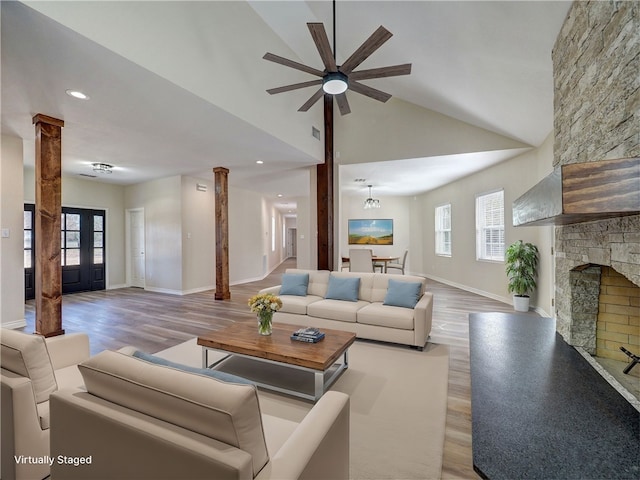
[22,259,532,479]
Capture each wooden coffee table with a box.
[197,321,356,401]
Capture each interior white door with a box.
[129,209,145,288]
[287,228,297,257]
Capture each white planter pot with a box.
[513,295,530,312]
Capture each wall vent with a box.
[311,126,321,140]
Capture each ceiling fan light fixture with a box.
[92,162,113,174]
[322,72,348,95]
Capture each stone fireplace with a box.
[547,0,640,397]
[556,216,640,355]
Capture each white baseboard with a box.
[231,258,289,286]
[144,286,184,296]
[533,306,551,318]
[107,284,127,290]
[423,272,551,316]
[231,276,264,286]
[423,273,512,305]
[182,285,216,295]
[2,319,27,329]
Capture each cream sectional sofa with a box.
[260,269,433,350]
[1,329,90,480]
[49,348,350,480]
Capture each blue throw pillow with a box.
[279,273,309,296]
[325,275,360,302]
[383,279,423,309]
[132,350,253,385]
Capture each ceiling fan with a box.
[262,3,411,115]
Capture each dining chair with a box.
[386,250,408,274]
[372,258,385,273]
[349,249,374,273]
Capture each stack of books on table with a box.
[291,327,325,343]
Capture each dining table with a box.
[341,255,399,273]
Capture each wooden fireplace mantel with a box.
[513,157,639,226]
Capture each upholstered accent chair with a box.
[1,329,90,480]
[386,250,408,275]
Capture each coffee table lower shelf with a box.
[202,347,349,402]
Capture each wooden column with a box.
[317,94,334,271]
[33,114,64,337]
[213,167,231,300]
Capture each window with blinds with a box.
[435,204,452,256]
[476,190,505,261]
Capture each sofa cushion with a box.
[307,299,369,323]
[286,269,330,297]
[279,273,309,296]
[357,303,416,330]
[78,350,269,476]
[383,279,423,309]
[131,350,253,385]
[278,295,324,315]
[325,275,360,302]
[53,364,85,391]
[37,401,50,430]
[1,329,58,404]
[371,274,426,303]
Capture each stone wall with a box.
[552,0,640,347]
[553,0,639,167]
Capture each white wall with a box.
[125,176,183,293]
[181,176,215,293]
[262,199,287,276]
[339,194,412,268]
[229,185,265,284]
[1,135,26,327]
[417,133,555,315]
[335,94,530,166]
[294,168,316,270]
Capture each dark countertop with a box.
[469,312,640,480]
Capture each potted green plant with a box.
[505,240,539,312]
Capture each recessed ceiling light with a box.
[256,160,264,164]
[277,194,283,198]
[66,89,89,100]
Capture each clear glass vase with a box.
[257,311,273,335]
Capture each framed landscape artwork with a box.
[348,219,394,245]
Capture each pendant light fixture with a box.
[364,185,381,209]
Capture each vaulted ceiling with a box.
[1,1,572,211]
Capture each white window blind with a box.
[435,204,451,256]
[476,190,505,261]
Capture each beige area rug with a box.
[155,338,449,480]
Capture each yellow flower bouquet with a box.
[248,293,282,335]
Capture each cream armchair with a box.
[1,329,90,480]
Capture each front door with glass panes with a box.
[24,205,106,299]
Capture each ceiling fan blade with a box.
[298,88,325,112]
[335,93,351,115]
[339,26,393,75]
[349,81,392,103]
[263,52,324,77]
[350,63,412,81]
[308,23,337,72]
[267,79,322,95]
